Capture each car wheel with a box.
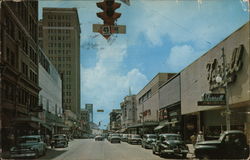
[152,147,156,155]
[158,149,163,157]
[182,153,187,159]
[201,155,210,160]
[34,150,39,158]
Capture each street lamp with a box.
[216,48,231,131]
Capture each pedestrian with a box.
[196,131,204,144]
[190,132,196,146]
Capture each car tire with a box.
[34,150,39,158]
[152,147,156,155]
[158,149,163,157]
[182,153,187,159]
[201,155,210,160]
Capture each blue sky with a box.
[39,0,249,129]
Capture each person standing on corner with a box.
[196,131,205,144]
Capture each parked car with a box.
[128,134,142,144]
[51,134,68,148]
[10,135,47,159]
[95,135,104,141]
[110,134,121,143]
[152,133,188,158]
[141,134,157,149]
[194,130,249,159]
[121,134,128,142]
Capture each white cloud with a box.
[127,0,248,49]
[166,45,200,72]
[81,40,148,126]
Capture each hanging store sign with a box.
[197,93,226,106]
[206,45,244,91]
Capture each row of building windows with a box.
[63,99,72,103]
[29,69,38,84]
[54,64,71,69]
[48,43,71,48]
[64,92,71,96]
[49,57,72,62]
[48,50,71,55]
[39,50,50,73]
[63,84,71,89]
[139,90,152,104]
[47,22,71,27]
[29,46,38,65]
[48,35,71,41]
[6,47,17,68]
[47,15,72,20]
[21,62,38,84]
[48,29,71,34]
[2,81,38,107]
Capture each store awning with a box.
[40,123,52,131]
[154,125,164,130]
[154,121,179,130]
[120,128,127,133]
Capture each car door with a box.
[222,133,245,159]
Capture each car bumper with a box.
[162,149,189,154]
[10,152,36,158]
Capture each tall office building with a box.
[39,8,81,114]
[85,104,93,123]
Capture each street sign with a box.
[93,24,126,39]
[93,24,126,34]
[97,109,104,112]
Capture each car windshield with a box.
[132,135,141,138]
[148,135,157,139]
[18,137,39,143]
[54,135,65,139]
[166,135,182,141]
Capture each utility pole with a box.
[221,48,231,131]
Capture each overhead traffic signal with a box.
[96,0,121,25]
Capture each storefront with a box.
[157,74,183,135]
[180,22,250,143]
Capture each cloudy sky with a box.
[39,0,249,129]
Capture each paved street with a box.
[39,139,194,160]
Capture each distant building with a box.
[109,109,122,131]
[120,95,137,129]
[85,104,93,122]
[80,109,90,133]
[127,73,176,134]
[39,8,81,114]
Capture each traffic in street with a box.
[39,138,193,160]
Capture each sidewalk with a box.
[187,144,195,159]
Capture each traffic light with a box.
[96,0,121,25]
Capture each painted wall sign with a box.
[206,44,244,91]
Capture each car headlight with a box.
[30,147,36,151]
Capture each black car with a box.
[141,134,157,149]
[195,130,249,159]
[152,133,188,158]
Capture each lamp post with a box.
[216,48,231,131]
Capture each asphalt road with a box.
[39,139,190,160]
